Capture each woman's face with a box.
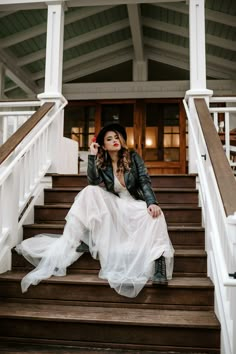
[103,130,121,152]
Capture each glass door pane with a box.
[145,103,180,162]
[101,104,134,148]
[64,105,96,151]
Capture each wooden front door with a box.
[65,99,186,175]
[137,99,186,174]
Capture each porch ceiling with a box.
[0,0,235,98]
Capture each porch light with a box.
[146,139,153,146]
[145,127,157,148]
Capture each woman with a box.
[16,123,174,298]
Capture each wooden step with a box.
[11,249,207,277]
[0,271,214,311]
[51,174,197,189]
[0,302,220,353]
[44,188,199,205]
[22,224,205,249]
[34,205,202,225]
[0,342,189,354]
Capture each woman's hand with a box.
[90,142,100,155]
[147,204,162,218]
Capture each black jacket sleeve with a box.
[87,155,103,185]
[132,152,158,207]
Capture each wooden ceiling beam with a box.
[0,49,39,95]
[32,39,132,81]
[0,0,185,11]
[145,38,236,79]
[127,4,144,61]
[156,3,236,28]
[0,6,113,49]
[63,48,133,83]
[0,11,16,18]
[18,18,129,67]
[146,46,230,80]
[143,17,236,52]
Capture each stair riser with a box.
[44,190,199,205]
[34,208,202,224]
[0,319,220,352]
[52,176,197,189]
[12,253,207,275]
[0,281,214,309]
[22,226,204,248]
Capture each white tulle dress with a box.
[16,176,174,298]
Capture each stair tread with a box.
[11,246,206,257]
[45,187,198,192]
[50,174,197,177]
[23,223,204,231]
[35,204,201,210]
[0,343,173,354]
[175,249,206,256]
[0,271,213,288]
[0,302,219,328]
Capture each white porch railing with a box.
[0,101,41,144]
[183,96,236,354]
[209,97,236,172]
[0,95,78,275]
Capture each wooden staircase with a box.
[0,174,220,354]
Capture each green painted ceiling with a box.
[0,1,235,98]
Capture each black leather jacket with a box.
[87,151,158,207]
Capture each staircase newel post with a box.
[0,163,21,272]
[0,62,5,100]
[225,214,236,354]
[231,286,236,354]
[227,214,236,276]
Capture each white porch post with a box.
[189,0,208,92]
[0,63,5,99]
[186,0,213,173]
[0,63,5,145]
[38,2,77,174]
[44,2,64,94]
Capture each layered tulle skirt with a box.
[16,185,174,298]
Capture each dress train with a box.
[16,180,174,298]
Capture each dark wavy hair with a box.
[96,131,131,174]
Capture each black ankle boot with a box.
[152,255,168,285]
[76,241,89,253]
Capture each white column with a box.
[185,0,212,174]
[0,63,5,144]
[44,2,64,94]
[38,2,72,174]
[0,63,5,99]
[186,0,213,97]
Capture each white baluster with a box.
[213,112,218,131]
[225,112,230,161]
[3,116,8,143]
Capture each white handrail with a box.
[208,98,236,171]
[0,101,41,144]
[210,97,236,103]
[0,100,66,185]
[0,111,36,116]
[0,95,68,276]
[183,97,236,354]
[0,101,40,108]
